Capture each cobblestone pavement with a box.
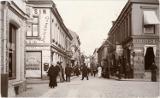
[17,76,159,98]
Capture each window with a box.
[144,25,155,34]
[26,25,32,36]
[33,17,38,23]
[143,10,159,34]
[9,23,17,79]
[26,17,39,37]
[32,24,38,36]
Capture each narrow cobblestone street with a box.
[17,76,159,98]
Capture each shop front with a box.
[131,37,159,80]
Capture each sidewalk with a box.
[16,76,79,97]
[109,76,152,82]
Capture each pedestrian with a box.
[47,65,58,88]
[151,62,157,82]
[97,65,102,78]
[59,62,65,81]
[81,63,89,80]
[65,63,72,82]
[55,62,60,85]
[75,63,80,76]
[93,65,97,77]
[57,62,64,82]
[125,62,130,78]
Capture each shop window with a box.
[9,23,17,79]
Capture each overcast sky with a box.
[54,0,128,56]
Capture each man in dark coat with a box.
[151,62,157,82]
[65,64,72,82]
[81,63,89,80]
[54,63,60,86]
[48,65,58,88]
[59,62,65,82]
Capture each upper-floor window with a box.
[26,17,39,37]
[143,10,159,34]
[144,25,155,34]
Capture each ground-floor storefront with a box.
[51,45,71,69]
[26,45,72,79]
[123,36,159,80]
[26,45,50,79]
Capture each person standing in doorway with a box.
[151,62,157,82]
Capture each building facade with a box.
[25,0,72,79]
[108,0,159,79]
[97,41,110,78]
[0,1,28,96]
[69,30,81,66]
[92,48,98,66]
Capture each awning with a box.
[143,11,160,25]
[144,45,156,56]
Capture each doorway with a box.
[145,47,155,70]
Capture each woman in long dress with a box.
[97,66,102,78]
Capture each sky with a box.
[54,0,128,56]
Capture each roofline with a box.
[26,0,73,40]
[51,7,73,40]
[108,0,159,36]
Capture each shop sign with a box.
[133,39,158,44]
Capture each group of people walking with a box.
[47,62,104,88]
[47,61,72,88]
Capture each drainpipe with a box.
[1,1,8,97]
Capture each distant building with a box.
[92,48,98,66]
[69,30,81,66]
[0,0,28,96]
[97,41,110,78]
[25,0,73,79]
[107,0,159,79]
